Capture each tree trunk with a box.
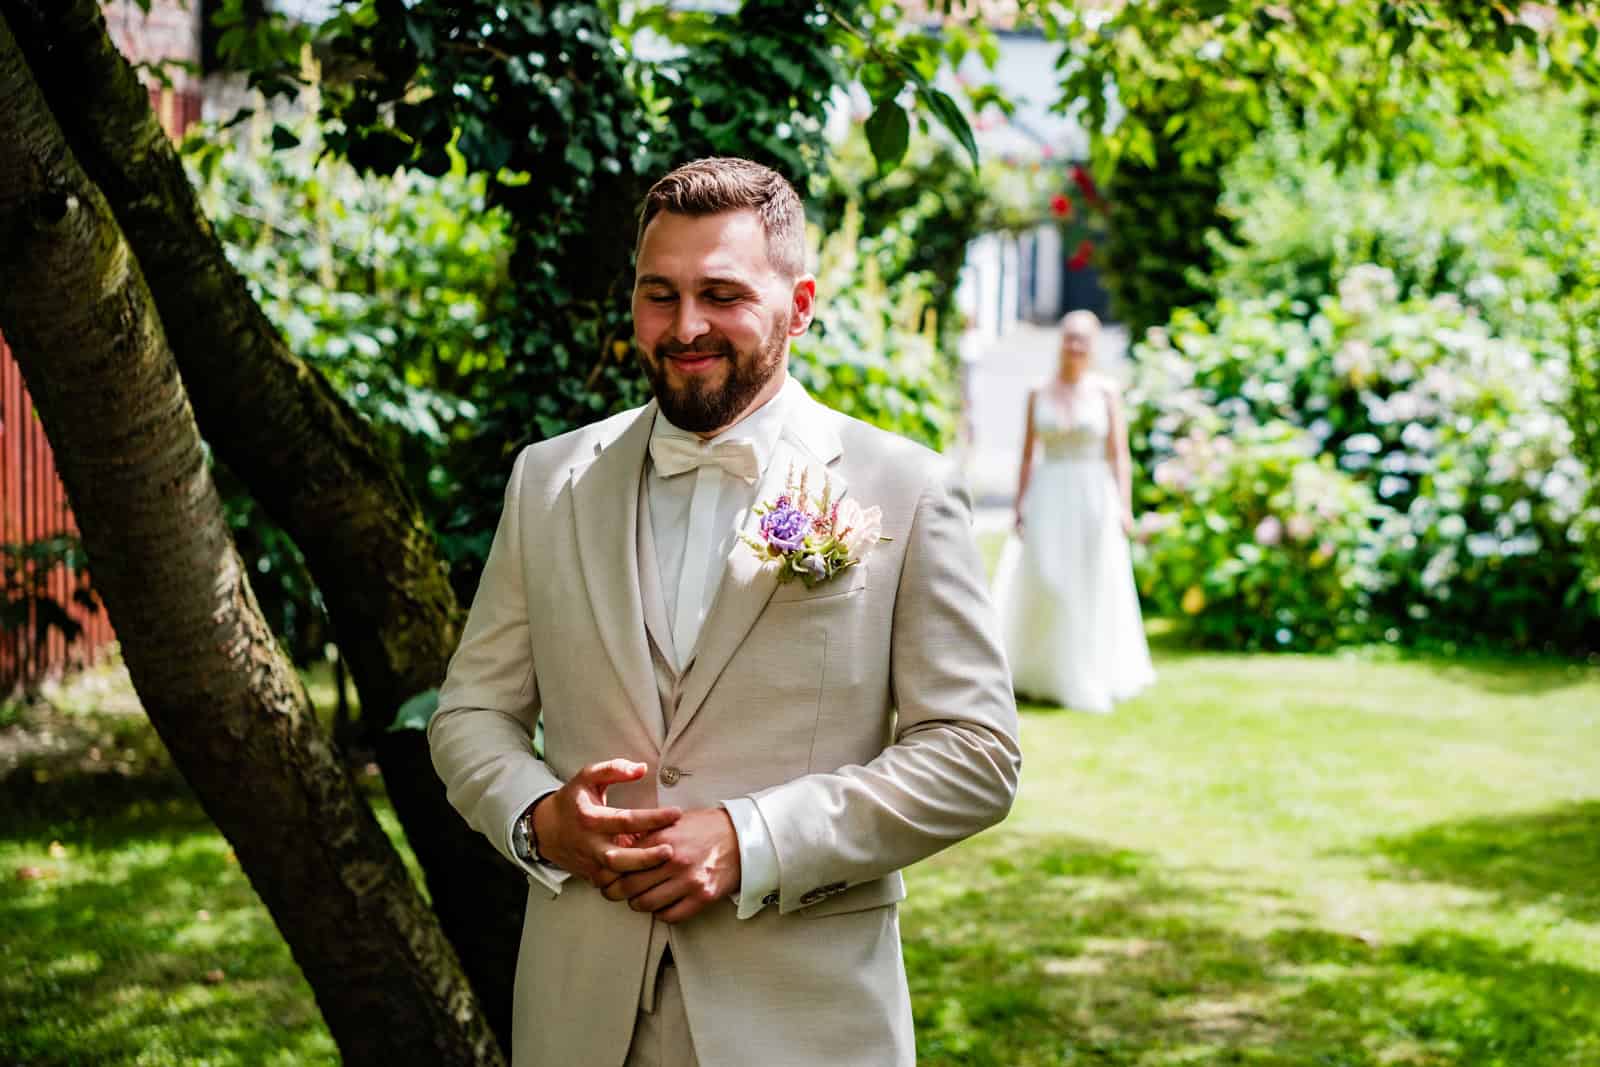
[0,14,502,1065]
[0,0,526,1039]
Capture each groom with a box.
[429,157,1020,1067]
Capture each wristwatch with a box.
[511,802,557,867]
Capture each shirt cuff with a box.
[722,796,779,919]
[506,789,571,897]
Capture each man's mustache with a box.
[653,336,736,361]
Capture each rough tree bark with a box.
[0,13,503,1065]
[0,0,525,1040]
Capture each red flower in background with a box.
[1049,193,1073,219]
[1067,238,1095,271]
[1070,164,1102,206]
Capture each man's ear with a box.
[789,275,817,337]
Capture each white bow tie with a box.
[649,434,761,485]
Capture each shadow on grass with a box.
[1,697,193,833]
[0,700,392,1065]
[0,800,333,1066]
[1138,619,1599,696]
[1414,651,1600,696]
[1367,800,1600,923]
[904,832,1600,1066]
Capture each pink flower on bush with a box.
[1153,460,1191,490]
[1135,511,1176,544]
[1255,515,1284,546]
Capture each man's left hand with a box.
[599,807,741,924]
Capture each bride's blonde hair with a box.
[1059,309,1101,337]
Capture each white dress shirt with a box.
[523,375,801,917]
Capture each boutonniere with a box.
[743,465,889,588]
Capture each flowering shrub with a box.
[1129,269,1597,651]
[1134,424,1385,651]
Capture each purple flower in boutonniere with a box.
[743,465,891,588]
[759,498,813,553]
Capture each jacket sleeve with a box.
[427,446,566,881]
[749,463,1022,912]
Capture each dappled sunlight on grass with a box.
[1,672,407,1067]
[0,802,337,1066]
[1369,801,1600,923]
[906,832,1600,1065]
[4,643,1597,1063]
[902,639,1599,1065]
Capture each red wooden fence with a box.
[0,84,202,695]
[0,341,116,694]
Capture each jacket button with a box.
[659,765,681,787]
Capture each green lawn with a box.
[3,651,1597,1065]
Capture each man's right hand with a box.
[531,759,681,887]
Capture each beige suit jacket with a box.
[429,387,1021,1066]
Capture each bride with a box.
[993,310,1154,713]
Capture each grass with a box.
[903,642,1600,1066]
[3,650,1598,1065]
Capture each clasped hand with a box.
[530,758,741,924]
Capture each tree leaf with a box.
[864,99,911,175]
[918,88,979,169]
[389,688,440,733]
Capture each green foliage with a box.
[819,136,982,363]
[186,112,515,632]
[1129,277,1596,652]
[0,537,99,674]
[1565,247,1600,593]
[1038,2,1600,336]
[207,0,311,101]
[1046,3,1600,182]
[272,0,988,586]
[1206,102,1590,337]
[1132,424,1384,652]
[791,205,955,450]
[388,689,439,734]
[1097,139,1231,337]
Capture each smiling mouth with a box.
[666,352,724,370]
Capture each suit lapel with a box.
[571,404,662,744]
[634,471,677,673]
[667,391,847,748]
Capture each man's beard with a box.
[640,320,787,434]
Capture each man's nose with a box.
[671,300,710,344]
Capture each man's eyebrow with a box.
[698,275,757,290]
[634,273,758,290]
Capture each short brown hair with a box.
[636,157,807,278]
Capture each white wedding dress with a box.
[993,386,1154,712]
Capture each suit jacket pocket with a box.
[768,559,869,604]
[797,872,906,919]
